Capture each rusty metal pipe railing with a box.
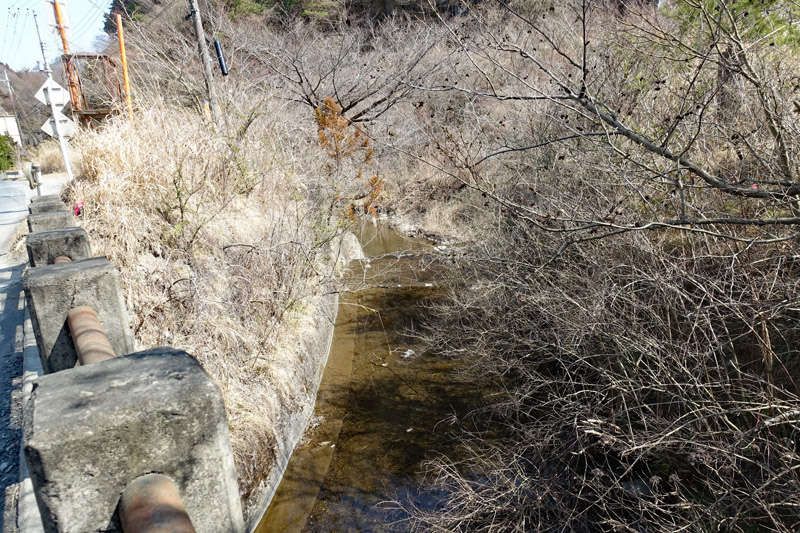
[120,474,196,533]
[50,258,118,365]
[67,306,116,365]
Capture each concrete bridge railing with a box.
[20,196,245,532]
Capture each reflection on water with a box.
[257,222,485,532]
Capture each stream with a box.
[256,221,485,532]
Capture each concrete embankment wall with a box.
[244,230,364,529]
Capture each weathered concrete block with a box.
[30,195,60,204]
[23,348,245,533]
[28,200,67,214]
[27,211,75,233]
[23,257,134,373]
[26,227,92,267]
[333,231,365,265]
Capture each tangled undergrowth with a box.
[406,220,800,532]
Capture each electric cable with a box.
[10,9,30,62]
[0,9,14,61]
[69,0,123,52]
[70,8,98,37]
[6,0,30,10]
[2,9,21,63]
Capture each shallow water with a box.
[256,222,484,532]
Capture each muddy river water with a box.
[256,222,485,532]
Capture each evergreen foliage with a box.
[668,0,800,45]
[0,133,15,172]
[103,0,149,33]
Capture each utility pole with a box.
[34,12,50,77]
[50,0,81,112]
[1,71,23,146]
[188,0,220,126]
[34,11,74,182]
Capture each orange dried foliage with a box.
[314,97,383,218]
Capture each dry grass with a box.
[65,99,343,511]
[28,139,78,174]
[51,13,453,516]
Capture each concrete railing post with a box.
[31,163,42,195]
[28,200,66,215]
[27,211,75,233]
[23,257,134,373]
[26,227,92,267]
[23,348,246,532]
[30,194,60,204]
[21,194,245,532]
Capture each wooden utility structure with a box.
[51,0,80,110]
[188,0,220,125]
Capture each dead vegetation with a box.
[384,2,800,531]
[64,100,345,512]
[39,0,800,528]
[407,224,800,531]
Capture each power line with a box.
[72,0,109,31]
[69,2,107,47]
[71,7,101,34]
[10,9,30,62]
[70,9,97,35]
[3,9,21,64]
[1,9,18,61]
[6,0,30,10]
[0,9,13,61]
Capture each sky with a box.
[0,0,109,72]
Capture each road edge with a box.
[12,307,44,533]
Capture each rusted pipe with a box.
[67,307,116,365]
[120,474,196,533]
[52,255,72,264]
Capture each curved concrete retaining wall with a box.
[18,198,245,532]
[243,230,365,530]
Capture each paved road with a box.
[0,176,66,531]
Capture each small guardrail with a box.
[20,188,245,532]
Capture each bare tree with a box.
[232,17,445,123]
[405,0,800,247]
[388,2,800,531]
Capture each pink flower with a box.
[74,201,85,216]
[752,183,758,190]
